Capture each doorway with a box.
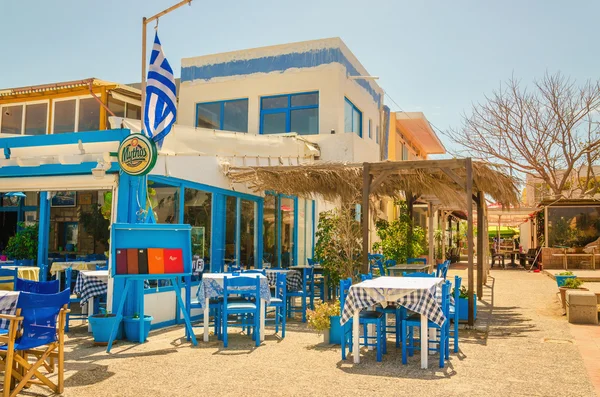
[0,212,18,251]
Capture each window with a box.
[153,185,179,224]
[196,99,248,133]
[402,144,409,160]
[108,97,126,118]
[260,92,318,135]
[0,102,48,135]
[78,98,100,132]
[53,100,76,134]
[184,188,212,274]
[376,125,379,144]
[344,98,362,137]
[106,96,141,128]
[368,119,372,139]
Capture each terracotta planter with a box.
[559,287,588,311]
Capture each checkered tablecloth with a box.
[197,273,271,309]
[74,270,108,306]
[340,276,446,327]
[265,269,303,291]
[0,291,19,329]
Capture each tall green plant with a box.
[372,201,425,263]
[4,223,38,260]
[314,205,362,287]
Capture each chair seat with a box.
[226,302,257,310]
[405,314,441,329]
[359,310,384,321]
[269,297,283,305]
[0,336,49,351]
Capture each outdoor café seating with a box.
[221,275,261,348]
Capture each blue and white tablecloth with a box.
[340,276,447,327]
[74,270,108,306]
[197,273,271,309]
[0,291,19,329]
[265,269,303,292]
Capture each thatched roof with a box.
[226,159,520,208]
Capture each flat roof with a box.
[394,112,446,155]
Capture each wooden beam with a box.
[476,191,484,299]
[466,158,475,326]
[440,167,466,188]
[362,162,371,274]
[369,170,392,192]
[367,158,467,173]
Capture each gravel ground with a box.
[13,269,597,397]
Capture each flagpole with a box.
[140,0,193,133]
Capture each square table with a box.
[198,273,270,343]
[387,263,430,276]
[265,269,303,291]
[340,276,445,368]
[74,270,108,332]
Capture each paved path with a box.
[19,268,598,396]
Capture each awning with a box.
[0,174,117,192]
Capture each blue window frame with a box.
[196,99,248,133]
[260,92,319,135]
[368,119,372,139]
[344,98,362,137]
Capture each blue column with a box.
[293,196,299,267]
[211,193,226,273]
[256,198,264,269]
[235,197,241,266]
[37,192,50,280]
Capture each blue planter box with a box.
[329,315,342,345]
[555,275,576,287]
[457,295,477,321]
[123,315,153,343]
[89,315,122,344]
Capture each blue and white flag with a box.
[144,32,177,148]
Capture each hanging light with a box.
[5,192,26,205]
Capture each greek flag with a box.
[144,32,177,148]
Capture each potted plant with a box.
[558,278,587,311]
[88,312,122,345]
[555,271,576,287]
[307,300,341,344]
[453,285,477,321]
[4,223,38,266]
[123,313,153,343]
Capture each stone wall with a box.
[541,247,595,269]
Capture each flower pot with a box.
[0,256,6,261]
[328,315,342,345]
[458,295,477,321]
[559,287,588,311]
[89,314,122,345]
[123,315,153,343]
[555,275,576,287]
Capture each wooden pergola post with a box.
[361,162,371,274]
[465,158,475,326]
[476,191,484,299]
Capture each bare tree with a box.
[445,73,600,199]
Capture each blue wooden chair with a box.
[0,268,17,290]
[16,278,60,294]
[266,272,287,338]
[359,273,373,281]
[403,271,435,277]
[436,260,450,279]
[407,257,427,265]
[95,264,108,271]
[401,281,451,368]
[242,269,266,275]
[374,260,387,277]
[0,289,70,396]
[339,278,386,362]
[64,267,85,332]
[307,258,325,308]
[287,266,313,322]
[221,275,261,348]
[448,275,462,354]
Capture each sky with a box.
[3,0,600,152]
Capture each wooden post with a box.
[465,158,475,326]
[476,191,484,299]
[361,163,371,274]
[428,202,434,267]
[441,211,447,263]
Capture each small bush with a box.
[306,301,340,335]
[562,278,583,289]
[557,271,574,276]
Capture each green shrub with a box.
[557,271,574,276]
[563,278,583,289]
[4,223,38,260]
[306,301,340,334]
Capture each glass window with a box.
[291,108,318,135]
[184,188,212,275]
[108,97,126,118]
[196,99,248,132]
[153,186,179,224]
[547,206,600,248]
[126,104,141,120]
[24,103,47,135]
[196,102,220,129]
[222,100,248,132]
[1,105,23,135]
[344,98,362,137]
[78,98,100,131]
[402,144,409,160]
[260,92,319,135]
[53,100,76,134]
[376,125,380,144]
[262,112,287,134]
[263,195,277,267]
[225,196,237,270]
[281,197,295,267]
[240,200,256,268]
[262,96,288,109]
[368,119,372,139]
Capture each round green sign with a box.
[117,134,157,176]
